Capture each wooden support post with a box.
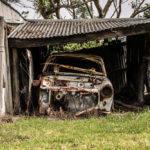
[137,35,145,104]
[137,61,144,103]
[127,36,132,88]
[5,26,13,114]
[145,33,150,93]
[0,17,4,115]
[12,48,20,114]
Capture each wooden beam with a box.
[147,33,150,93]
[8,24,150,48]
[0,17,4,115]
[5,26,13,114]
[138,61,144,103]
[144,33,150,94]
[12,48,20,114]
[137,35,145,104]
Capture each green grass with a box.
[1,109,150,150]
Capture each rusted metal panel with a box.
[36,54,114,115]
[8,18,150,39]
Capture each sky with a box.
[10,0,150,19]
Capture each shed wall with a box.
[0,17,12,116]
[0,0,24,24]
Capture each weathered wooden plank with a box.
[0,0,24,24]
[144,33,150,94]
[138,61,144,103]
[147,33,150,93]
[5,25,13,114]
[0,17,5,115]
[12,48,20,114]
[127,34,145,103]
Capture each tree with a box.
[130,0,150,18]
[31,0,150,19]
[8,0,150,19]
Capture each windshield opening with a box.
[43,56,104,75]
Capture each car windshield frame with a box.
[42,54,107,76]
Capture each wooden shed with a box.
[1,18,150,115]
[0,0,24,116]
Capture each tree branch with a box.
[130,5,150,18]
[110,9,116,18]
[117,0,122,18]
[113,0,118,17]
[55,0,61,19]
[83,0,94,18]
[103,0,113,17]
[70,0,76,19]
[45,0,93,15]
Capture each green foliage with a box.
[33,0,51,19]
[144,8,150,18]
[73,0,90,19]
[1,109,150,149]
[33,0,91,19]
[76,5,89,19]
[50,41,103,54]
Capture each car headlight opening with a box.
[101,85,113,98]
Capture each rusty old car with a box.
[38,54,114,116]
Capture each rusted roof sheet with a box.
[8,18,150,39]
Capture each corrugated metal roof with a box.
[8,18,150,39]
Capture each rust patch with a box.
[33,80,40,86]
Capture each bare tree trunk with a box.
[56,9,61,19]
[56,0,61,19]
[103,0,113,17]
[93,0,103,18]
[70,0,76,19]
[90,2,94,18]
[117,0,122,18]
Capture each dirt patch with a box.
[0,115,20,124]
